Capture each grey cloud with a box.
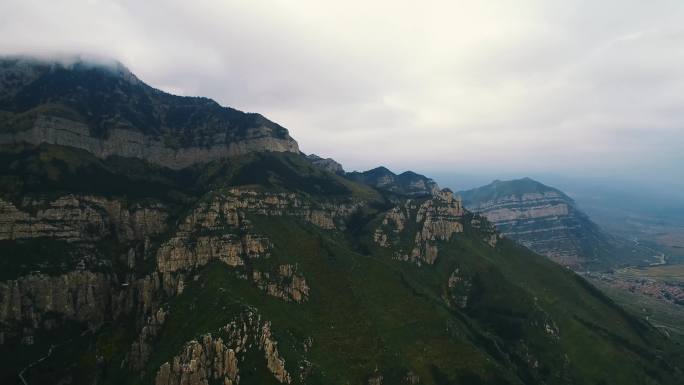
[0,0,682,184]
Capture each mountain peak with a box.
[472,177,569,202]
[0,55,299,168]
[458,179,655,269]
[1,54,138,88]
[346,166,439,196]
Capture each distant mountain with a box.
[459,178,657,270]
[0,57,680,385]
[305,153,344,174]
[0,55,299,169]
[346,166,439,196]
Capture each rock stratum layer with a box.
[459,178,656,269]
[0,57,299,169]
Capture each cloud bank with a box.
[1,0,682,183]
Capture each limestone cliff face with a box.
[0,269,184,346]
[174,189,361,233]
[0,271,113,332]
[128,307,168,371]
[157,234,269,273]
[0,58,300,169]
[0,115,299,169]
[0,191,180,345]
[374,189,465,265]
[155,309,291,385]
[252,264,310,303]
[0,195,167,242]
[459,178,612,268]
[156,189,352,301]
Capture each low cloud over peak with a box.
[1,0,682,185]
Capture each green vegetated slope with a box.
[2,146,681,385]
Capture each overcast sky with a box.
[1,0,683,185]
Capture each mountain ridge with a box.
[346,166,440,197]
[0,57,680,385]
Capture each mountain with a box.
[346,167,439,196]
[305,154,344,174]
[458,178,658,270]
[0,57,681,385]
[0,56,299,169]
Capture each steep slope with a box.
[346,167,439,197]
[0,59,681,385]
[458,178,657,270]
[0,56,299,168]
[306,154,344,174]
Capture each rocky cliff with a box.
[459,178,656,269]
[0,57,299,169]
[155,309,291,385]
[373,188,469,265]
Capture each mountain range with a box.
[0,56,681,385]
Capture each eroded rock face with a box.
[128,307,168,371]
[374,189,464,265]
[459,179,601,268]
[0,195,167,242]
[178,189,361,232]
[155,334,239,385]
[0,114,300,170]
[0,270,113,331]
[0,269,184,346]
[306,154,344,174]
[155,309,291,385]
[157,234,269,273]
[157,188,360,277]
[252,264,310,303]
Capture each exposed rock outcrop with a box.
[0,270,113,333]
[179,189,361,232]
[128,307,168,371]
[458,178,649,269]
[306,154,344,174]
[0,195,167,242]
[252,264,310,303]
[375,189,464,265]
[0,116,299,169]
[157,234,269,273]
[155,309,291,385]
[155,334,239,385]
[0,268,183,346]
[157,189,361,274]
